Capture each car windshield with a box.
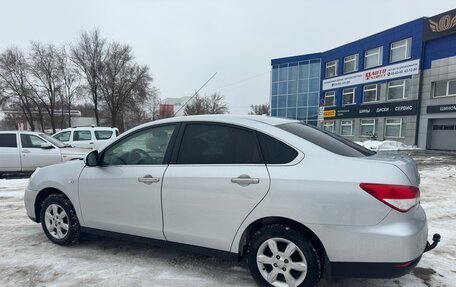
[39,133,66,148]
[278,122,376,157]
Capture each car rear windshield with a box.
[278,122,376,157]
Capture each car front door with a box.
[78,124,178,239]
[162,123,270,251]
[19,134,61,170]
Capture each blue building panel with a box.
[424,33,456,69]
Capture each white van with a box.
[52,126,119,149]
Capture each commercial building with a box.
[271,9,456,150]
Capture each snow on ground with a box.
[0,157,455,287]
[356,140,421,151]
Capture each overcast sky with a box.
[0,0,455,114]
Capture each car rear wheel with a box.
[247,224,321,287]
[40,194,81,245]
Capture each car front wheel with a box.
[247,224,322,287]
[40,194,81,245]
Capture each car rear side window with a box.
[0,134,17,148]
[257,133,298,164]
[73,130,92,141]
[177,124,262,164]
[95,131,113,140]
[278,122,376,157]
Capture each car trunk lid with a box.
[365,151,420,186]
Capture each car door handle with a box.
[22,149,30,154]
[138,174,160,185]
[231,175,260,186]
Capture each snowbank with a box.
[355,140,421,151]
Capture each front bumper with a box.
[24,187,38,221]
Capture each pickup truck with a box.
[0,131,90,177]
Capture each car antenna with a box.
[173,72,218,117]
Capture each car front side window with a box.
[54,131,71,142]
[102,125,176,166]
[20,134,46,148]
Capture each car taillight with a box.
[359,183,420,212]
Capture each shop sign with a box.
[322,59,420,90]
[423,9,456,41]
[427,104,456,114]
[324,100,418,119]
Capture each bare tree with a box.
[183,93,229,116]
[28,42,62,133]
[249,103,270,116]
[98,42,154,131]
[70,29,106,125]
[58,46,81,127]
[0,47,37,130]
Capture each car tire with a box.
[40,194,81,245]
[247,224,322,287]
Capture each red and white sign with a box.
[322,59,420,90]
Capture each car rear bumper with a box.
[309,205,428,264]
[330,255,422,278]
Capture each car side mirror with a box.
[85,150,99,167]
[40,142,54,149]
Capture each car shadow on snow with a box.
[72,234,433,287]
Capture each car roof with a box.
[143,115,298,127]
[0,131,43,135]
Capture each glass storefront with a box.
[271,59,321,126]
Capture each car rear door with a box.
[162,123,270,251]
[0,133,21,172]
[19,134,62,171]
[72,130,94,148]
[78,124,178,239]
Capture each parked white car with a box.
[52,126,119,149]
[24,115,440,287]
[0,131,90,177]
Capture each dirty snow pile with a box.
[0,160,455,287]
[356,140,421,151]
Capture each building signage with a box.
[324,100,418,119]
[423,9,456,41]
[427,104,456,114]
[322,59,420,91]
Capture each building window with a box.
[324,91,336,107]
[343,54,358,74]
[322,121,335,133]
[360,119,376,137]
[340,120,353,136]
[342,88,356,105]
[364,47,383,69]
[363,84,379,103]
[326,60,338,78]
[433,80,456,98]
[385,118,403,138]
[390,38,412,63]
[387,80,406,100]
